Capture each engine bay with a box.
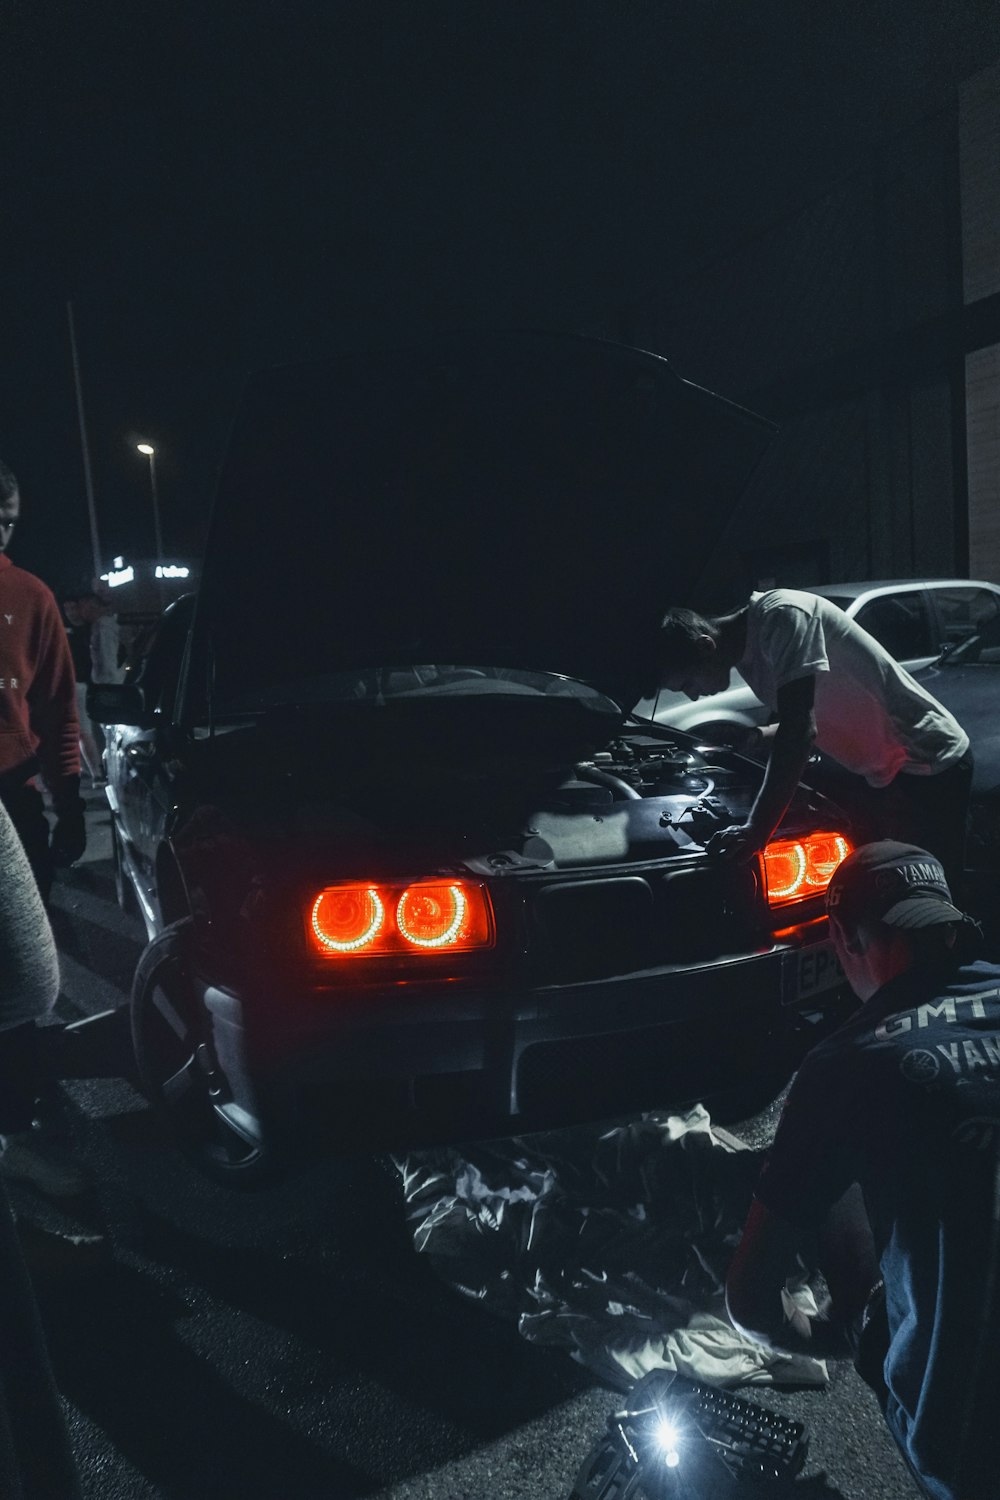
[461,732,754,874]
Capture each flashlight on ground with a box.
[654,1418,681,1469]
[568,1370,808,1499]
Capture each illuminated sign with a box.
[98,561,192,591]
[101,565,135,588]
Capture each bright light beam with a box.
[654,1418,681,1468]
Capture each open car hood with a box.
[188,332,774,718]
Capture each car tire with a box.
[131,920,279,1188]
[110,819,139,917]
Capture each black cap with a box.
[826,841,967,930]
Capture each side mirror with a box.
[86,682,151,728]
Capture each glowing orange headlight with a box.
[307,880,494,958]
[396,884,468,947]
[761,833,852,909]
[310,886,385,953]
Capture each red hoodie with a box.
[0,555,80,795]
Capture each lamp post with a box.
[136,443,165,564]
[67,301,102,580]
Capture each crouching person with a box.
[726,841,1000,1500]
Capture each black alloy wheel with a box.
[130,919,277,1186]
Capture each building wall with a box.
[961,62,1000,584]
[967,344,1000,580]
[602,72,1000,606]
[961,63,1000,304]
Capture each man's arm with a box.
[727,1184,878,1359]
[26,593,80,795]
[746,674,816,842]
[707,675,816,860]
[27,592,86,866]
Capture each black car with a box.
[90,334,857,1183]
[912,615,1000,927]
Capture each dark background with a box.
[2,0,998,595]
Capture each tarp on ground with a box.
[395,1105,827,1390]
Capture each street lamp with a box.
[136,442,165,564]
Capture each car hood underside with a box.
[190,332,774,718]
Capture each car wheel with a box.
[131,920,278,1187]
[110,819,139,916]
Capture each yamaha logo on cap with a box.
[873,859,950,898]
[825,841,969,931]
[830,854,950,910]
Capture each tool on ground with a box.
[569,1369,808,1498]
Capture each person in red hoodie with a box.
[0,461,85,898]
[0,460,88,1198]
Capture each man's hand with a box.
[705,822,766,863]
[739,723,777,756]
[727,1198,855,1360]
[50,781,86,867]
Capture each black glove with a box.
[50,779,87,867]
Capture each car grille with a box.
[527,866,758,980]
[514,995,782,1122]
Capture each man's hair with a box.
[837,909,963,978]
[656,607,719,669]
[0,459,17,503]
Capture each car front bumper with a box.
[193,936,847,1153]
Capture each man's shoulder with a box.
[750,588,823,617]
[3,562,59,605]
[952,958,1000,991]
[745,591,829,669]
[873,961,1000,1021]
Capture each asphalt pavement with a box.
[8,785,923,1500]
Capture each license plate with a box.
[788,942,844,1004]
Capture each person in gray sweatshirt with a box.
[0,797,85,1495]
[0,799,85,1195]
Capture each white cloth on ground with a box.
[396,1104,827,1389]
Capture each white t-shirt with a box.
[739,589,969,787]
[90,612,126,685]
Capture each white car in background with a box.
[639,578,1000,745]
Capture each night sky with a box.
[3,0,998,593]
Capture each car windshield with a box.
[939,615,1000,665]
